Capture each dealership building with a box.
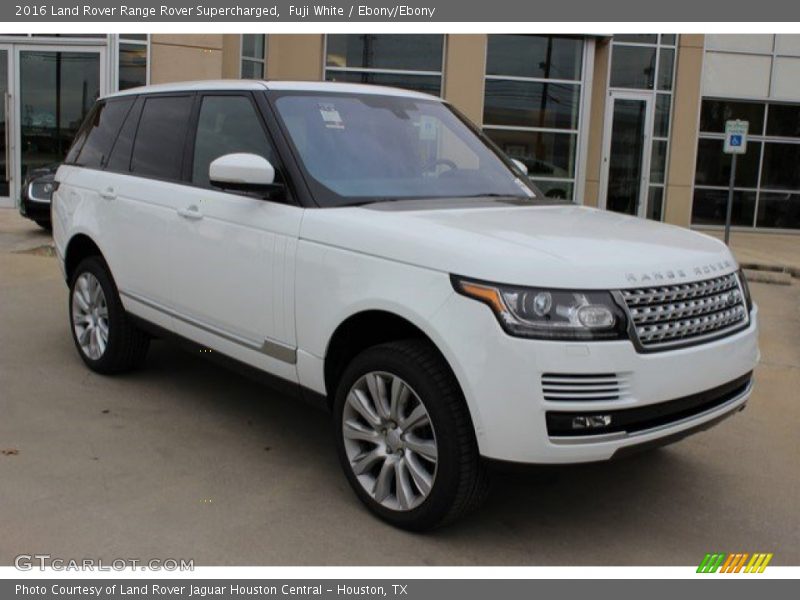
[1,33,798,232]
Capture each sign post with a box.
[722,120,749,245]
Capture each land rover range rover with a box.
[52,81,759,530]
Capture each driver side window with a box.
[191,95,277,188]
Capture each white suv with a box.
[53,81,759,530]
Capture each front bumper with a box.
[430,293,760,464]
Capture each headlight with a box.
[28,177,56,202]
[451,275,628,340]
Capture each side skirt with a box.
[128,314,330,413]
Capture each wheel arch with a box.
[322,310,478,428]
[64,233,106,283]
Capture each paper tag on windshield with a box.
[319,103,344,129]
[418,116,437,141]
[514,177,536,198]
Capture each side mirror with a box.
[209,153,281,193]
[511,159,529,176]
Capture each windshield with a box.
[271,92,542,206]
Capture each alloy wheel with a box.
[342,371,438,511]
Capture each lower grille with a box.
[619,273,749,351]
[546,372,752,437]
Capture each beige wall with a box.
[583,38,611,208]
[150,35,224,84]
[443,35,487,125]
[221,34,241,79]
[664,34,705,227]
[266,35,324,80]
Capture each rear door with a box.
[99,93,195,330]
[169,92,303,380]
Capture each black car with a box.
[19,164,59,231]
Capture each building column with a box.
[221,34,241,78]
[443,35,487,126]
[266,35,324,81]
[664,34,705,227]
[149,35,224,83]
[583,37,611,208]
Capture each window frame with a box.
[185,91,289,202]
[240,34,266,80]
[482,34,589,203]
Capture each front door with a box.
[3,44,105,207]
[600,91,653,218]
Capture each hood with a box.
[300,202,738,289]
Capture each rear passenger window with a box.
[72,98,134,168]
[191,95,277,188]
[130,95,193,180]
[106,97,143,173]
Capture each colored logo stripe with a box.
[697,552,773,573]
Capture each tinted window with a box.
[699,99,765,133]
[325,34,443,72]
[72,98,134,168]
[610,46,656,89]
[191,95,276,188]
[486,35,583,81]
[130,95,193,180]
[106,96,143,172]
[64,103,99,165]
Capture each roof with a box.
[104,80,441,101]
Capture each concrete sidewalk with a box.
[705,229,800,277]
[0,207,51,253]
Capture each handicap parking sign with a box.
[724,121,748,154]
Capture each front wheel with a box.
[333,340,488,530]
[69,256,149,374]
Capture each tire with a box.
[35,220,52,232]
[333,340,489,530]
[68,256,149,374]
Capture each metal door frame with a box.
[599,89,654,218]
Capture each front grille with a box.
[620,273,749,350]
[541,373,629,402]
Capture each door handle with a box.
[177,205,204,220]
[99,186,117,200]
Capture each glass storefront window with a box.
[694,98,800,229]
[695,139,761,188]
[324,35,444,96]
[483,35,585,201]
[241,34,265,79]
[483,80,581,130]
[484,129,577,179]
[486,35,583,81]
[692,189,757,227]
[756,193,800,229]
[700,100,765,133]
[766,104,800,137]
[118,35,148,91]
[610,45,656,89]
[19,50,100,179]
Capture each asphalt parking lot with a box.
[1,216,798,566]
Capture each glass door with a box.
[600,90,653,217]
[0,46,10,207]
[12,45,105,201]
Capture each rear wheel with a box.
[35,220,52,232]
[333,340,488,530]
[69,256,149,374]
